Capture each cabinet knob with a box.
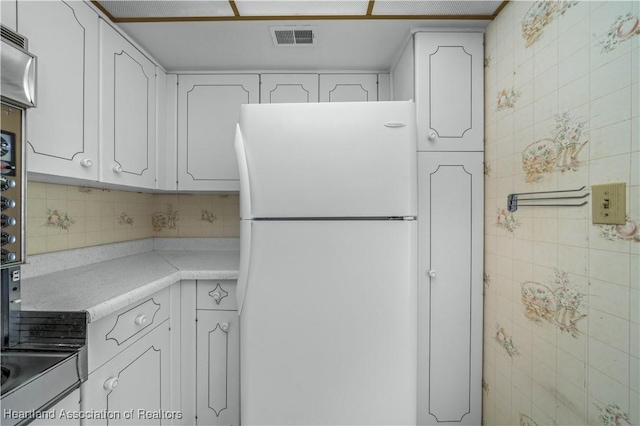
[112,164,123,174]
[80,158,93,168]
[134,315,147,325]
[220,322,230,332]
[103,377,119,391]
[212,292,222,305]
[428,132,437,141]
[428,269,437,278]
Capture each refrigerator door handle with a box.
[237,220,251,314]
[234,124,252,218]
[235,123,252,314]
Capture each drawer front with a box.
[88,287,170,373]
[196,280,237,311]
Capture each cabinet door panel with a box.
[415,32,483,151]
[82,321,170,426]
[20,0,99,180]
[177,74,259,191]
[100,19,157,188]
[417,152,483,425]
[260,74,319,103]
[319,74,378,102]
[196,310,240,425]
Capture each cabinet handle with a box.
[428,132,437,141]
[212,292,222,305]
[220,322,230,332]
[103,377,119,391]
[428,270,437,278]
[112,164,123,174]
[80,158,93,168]
[134,314,147,325]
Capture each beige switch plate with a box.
[591,182,626,225]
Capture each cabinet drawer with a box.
[87,287,170,373]
[196,280,237,311]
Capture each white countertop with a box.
[20,242,240,323]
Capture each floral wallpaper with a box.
[26,183,240,254]
[484,1,638,425]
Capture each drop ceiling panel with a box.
[98,1,235,18]
[372,0,503,16]
[234,0,370,16]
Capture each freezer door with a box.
[240,220,417,425]
[236,101,417,219]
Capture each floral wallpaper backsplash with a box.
[484,1,638,426]
[26,182,239,254]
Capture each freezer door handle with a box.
[234,124,252,219]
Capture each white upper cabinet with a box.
[177,74,259,191]
[260,74,319,103]
[99,19,157,189]
[319,74,378,102]
[414,32,483,151]
[20,0,99,181]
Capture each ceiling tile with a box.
[372,0,503,16]
[99,1,235,18]
[234,0,370,16]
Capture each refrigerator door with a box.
[236,101,417,219]
[240,219,417,425]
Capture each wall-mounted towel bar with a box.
[507,186,589,212]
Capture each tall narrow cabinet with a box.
[394,31,484,425]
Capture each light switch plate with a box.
[591,182,626,225]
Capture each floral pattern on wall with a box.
[496,208,520,232]
[521,269,586,338]
[44,209,75,231]
[598,216,640,243]
[496,88,521,110]
[495,324,520,357]
[519,414,539,426]
[200,209,217,223]
[521,112,588,183]
[152,204,179,231]
[522,0,578,47]
[118,212,134,226]
[594,402,631,426]
[598,13,640,53]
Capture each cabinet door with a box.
[196,310,240,425]
[82,321,171,425]
[19,0,99,180]
[417,152,483,425]
[415,32,483,151]
[319,74,378,102]
[1,0,17,31]
[260,74,319,103]
[177,74,258,191]
[99,19,157,189]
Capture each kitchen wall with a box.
[483,1,639,425]
[26,182,240,255]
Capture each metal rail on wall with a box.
[507,186,589,212]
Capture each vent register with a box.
[270,26,316,47]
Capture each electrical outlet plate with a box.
[591,182,626,225]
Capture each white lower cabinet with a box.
[82,321,171,425]
[181,280,239,425]
[196,310,240,425]
[417,152,483,425]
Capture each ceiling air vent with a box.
[270,26,316,47]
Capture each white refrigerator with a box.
[234,101,417,425]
